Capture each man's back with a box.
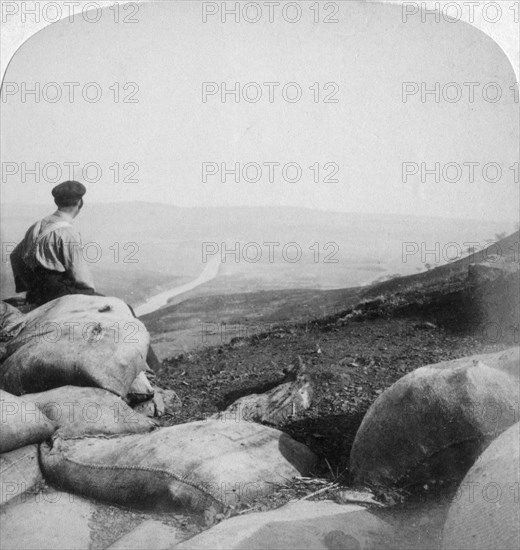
[11,206,95,304]
[23,211,80,272]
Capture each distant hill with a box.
[1,202,515,303]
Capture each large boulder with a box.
[25,386,156,438]
[430,347,519,380]
[0,445,43,506]
[350,361,518,489]
[0,295,150,396]
[40,420,317,516]
[442,423,520,550]
[0,390,56,453]
[176,500,395,550]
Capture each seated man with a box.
[10,181,98,306]
[10,180,161,371]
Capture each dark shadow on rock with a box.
[218,375,289,409]
[278,431,319,476]
[280,412,367,479]
[395,438,493,494]
[323,530,362,550]
[371,489,456,550]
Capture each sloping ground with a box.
[155,232,519,490]
[144,232,519,357]
[143,287,362,358]
[353,231,519,340]
[156,315,510,488]
[1,235,517,548]
[363,231,519,298]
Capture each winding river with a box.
[135,256,221,317]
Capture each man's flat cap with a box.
[51,181,86,199]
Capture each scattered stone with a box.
[153,390,166,417]
[157,387,182,415]
[212,359,312,426]
[413,321,437,330]
[132,387,181,418]
[335,489,384,507]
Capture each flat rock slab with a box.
[175,501,395,550]
[107,520,180,549]
[0,488,177,550]
[41,420,317,515]
[0,489,97,550]
[0,444,43,506]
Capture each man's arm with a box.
[59,231,96,290]
[10,241,30,292]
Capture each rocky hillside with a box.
[154,232,519,485]
[145,231,519,358]
[357,231,519,341]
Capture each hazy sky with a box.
[1,0,518,221]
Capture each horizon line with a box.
[0,201,518,225]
